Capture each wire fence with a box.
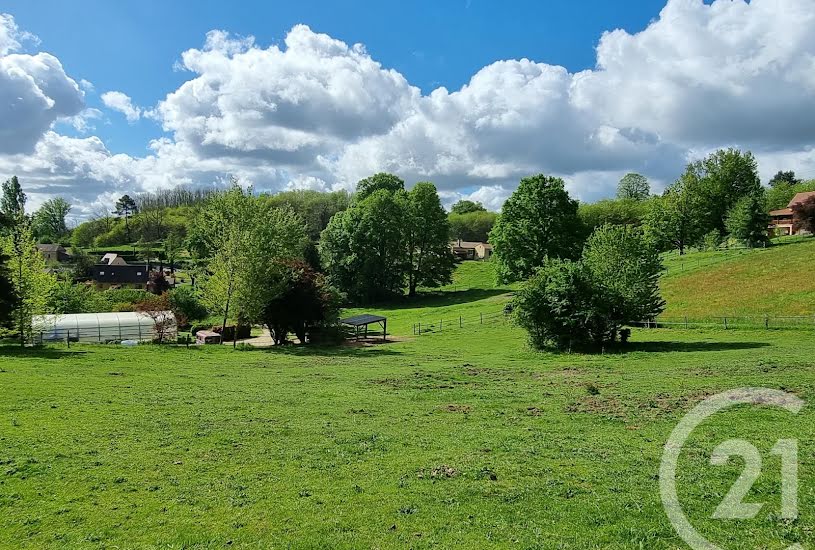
[412,310,509,335]
[410,311,815,337]
[637,315,815,331]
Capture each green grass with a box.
[4,255,815,547]
[660,237,815,319]
[2,324,815,548]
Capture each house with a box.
[450,240,493,260]
[769,191,815,236]
[100,252,128,266]
[37,244,71,263]
[93,263,151,290]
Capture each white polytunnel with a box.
[31,312,177,343]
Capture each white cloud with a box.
[3,1,815,216]
[0,12,39,56]
[101,90,141,122]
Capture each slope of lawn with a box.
[660,237,815,319]
[2,324,815,548]
[343,260,515,335]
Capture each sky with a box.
[2,0,815,221]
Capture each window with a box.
[137,271,142,276]
[99,271,105,276]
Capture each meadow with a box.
[2,246,815,548]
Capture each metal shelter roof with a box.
[340,314,387,326]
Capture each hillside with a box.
[660,237,815,319]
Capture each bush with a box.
[513,225,664,351]
[169,286,208,323]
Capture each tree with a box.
[725,192,770,247]
[792,195,815,234]
[768,170,800,188]
[114,195,138,242]
[1,217,57,346]
[0,252,17,328]
[169,286,209,323]
[146,271,171,295]
[1,176,27,223]
[616,173,650,201]
[135,293,178,344]
[320,189,407,303]
[644,169,706,255]
[355,173,405,201]
[581,224,664,333]
[163,232,181,272]
[450,200,486,215]
[264,189,351,241]
[261,259,342,345]
[578,198,650,233]
[405,182,455,296]
[32,197,71,242]
[696,148,762,234]
[192,183,306,335]
[513,225,663,351]
[490,174,584,283]
[448,210,498,242]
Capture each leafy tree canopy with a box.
[450,200,486,215]
[616,173,650,201]
[490,174,584,284]
[356,173,405,201]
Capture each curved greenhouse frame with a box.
[32,312,176,343]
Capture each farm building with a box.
[32,312,176,343]
[450,240,493,260]
[768,191,815,236]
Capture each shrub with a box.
[169,286,208,323]
[513,225,664,351]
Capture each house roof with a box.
[37,244,66,252]
[100,253,128,266]
[789,191,815,208]
[340,314,386,326]
[450,240,490,249]
[93,264,150,284]
[770,208,793,216]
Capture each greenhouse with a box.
[31,312,176,344]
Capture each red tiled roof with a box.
[769,208,793,216]
[788,191,815,208]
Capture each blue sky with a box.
[1,0,813,216]
[5,0,668,157]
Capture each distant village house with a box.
[37,244,72,263]
[769,191,815,236]
[450,240,493,260]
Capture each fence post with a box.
[440,319,443,333]
[765,315,769,329]
[459,316,462,328]
[418,322,421,335]
[480,313,483,324]
[723,317,728,330]
[684,316,688,329]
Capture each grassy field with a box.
[2,323,815,548]
[3,252,815,547]
[660,237,815,319]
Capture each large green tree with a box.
[768,170,800,188]
[355,173,405,201]
[32,197,71,242]
[725,192,770,247]
[490,174,584,283]
[114,195,139,242]
[644,168,707,255]
[192,183,306,334]
[578,198,650,233]
[264,189,351,240]
[321,189,407,303]
[450,200,486,215]
[1,216,57,345]
[405,182,455,296]
[616,173,650,201]
[1,176,27,223]
[695,148,762,234]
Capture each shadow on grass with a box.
[259,343,403,358]
[366,288,511,311]
[624,341,771,353]
[0,346,87,359]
